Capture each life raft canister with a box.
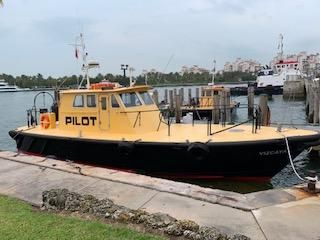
[187,142,210,161]
[90,81,115,90]
[40,113,56,129]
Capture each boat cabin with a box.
[42,84,161,134]
[199,86,229,107]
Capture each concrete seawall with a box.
[0,150,319,240]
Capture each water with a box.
[1,89,319,193]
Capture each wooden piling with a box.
[188,88,192,105]
[169,90,174,110]
[179,88,184,104]
[153,90,159,105]
[175,94,181,123]
[248,86,254,117]
[222,89,231,123]
[213,94,220,124]
[173,88,177,97]
[195,88,200,104]
[305,79,320,124]
[259,94,270,126]
[164,89,168,104]
[313,82,320,124]
[195,88,200,99]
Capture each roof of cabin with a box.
[60,85,152,95]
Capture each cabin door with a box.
[99,95,110,130]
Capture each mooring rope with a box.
[283,136,306,182]
[284,136,319,183]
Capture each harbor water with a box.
[1,88,319,193]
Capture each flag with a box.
[75,48,79,59]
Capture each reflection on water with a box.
[1,89,319,193]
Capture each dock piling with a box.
[164,89,168,104]
[305,79,320,124]
[153,90,159,106]
[259,94,270,126]
[248,86,254,118]
[221,89,231,123]
[169,90,174,110]
[213,94,220,124]
[188,88,192,105]
[195,88,200,103]
[179,88,184,105]
[175,94,182,123]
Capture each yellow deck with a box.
[17,123,319,143]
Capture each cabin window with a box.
[139,91,154,105]
[111,95,120,108]
[73,95,84,107]
[87,95,96,107]
[120,92,141,107]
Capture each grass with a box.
[0,195,166,240]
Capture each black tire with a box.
[118,141,134,158]
[187,142,210,161]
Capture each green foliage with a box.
[0,195,165,240]
[0,70,256,88]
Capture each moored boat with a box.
[0,79,21,92]
[255,34,303,95]
[8,35,320,180]
[181,85,239,120]
[8,82,320,180]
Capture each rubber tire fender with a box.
[187,142,210,161]
[117,141,134,158]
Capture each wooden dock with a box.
[305,78,320,124]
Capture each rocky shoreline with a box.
[41,189,250,240]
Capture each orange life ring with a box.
[40,114,50,129]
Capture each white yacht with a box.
[256,61,301,89]
[255,34,302,94]
[0,79,21,92]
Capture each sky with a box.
[0,0,320,77]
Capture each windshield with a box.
[139,91,154,105]
[120,92,141,107]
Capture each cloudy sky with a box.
[0,0,319,77]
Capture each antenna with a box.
[211,59,216,85]
[158,54,175,83]
[70,33,99,89]
[278,34,284,61]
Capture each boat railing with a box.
[27,91,56,127]
[206,104,262,136]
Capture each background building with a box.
[180,65,209,75]
[223,58,261,73]
[270,51,320,76]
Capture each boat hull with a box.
[9,130,320,180]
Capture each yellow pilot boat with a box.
[8,36,320,180]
